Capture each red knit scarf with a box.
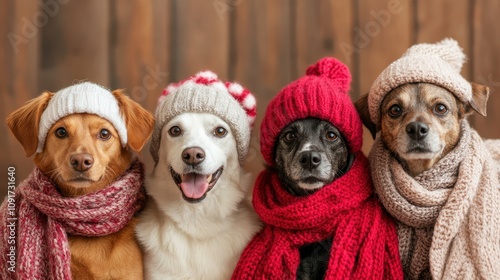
[232,153,403,280]
[0,161,146,280]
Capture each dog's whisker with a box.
[45,168,62,183]
[106,166,118,178]
[335,169,346,178]
[104,166,118,182]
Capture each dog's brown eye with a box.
[434,104,448,115]
[214,127,227,138]
[325,131,338,141]
[388,105,403,118]
[55,127,67,138]
[169,126,182,137]
[99,129,111,140]
[284,132,296,142]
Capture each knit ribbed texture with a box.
[260,57,362,166]
[232,153,403,279]
[0,162,146,280]
[368,38,472,126]
[370,122,500,279]
[37,82,128,153]
[485,139,500,163]
[150,71,256,165]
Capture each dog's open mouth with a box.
[170,166,223,203]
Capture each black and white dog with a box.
[274,118,353,280]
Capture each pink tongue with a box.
[180,173,209,199]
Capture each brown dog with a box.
[6,89,154,279]
[355,82,489,176]
[353,39,500,279]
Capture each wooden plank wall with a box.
[1,0,499,198]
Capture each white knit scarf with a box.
[370,121,500,279]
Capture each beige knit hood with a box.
[368,38,472,126]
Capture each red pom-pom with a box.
[306,57,351,93]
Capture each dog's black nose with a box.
[299,151,321,170]
[182,147,205,165]
[70,153,94,172]
[406,122,429,140]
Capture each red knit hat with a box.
[260,57,362,166]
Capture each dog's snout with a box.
[70,153,94,172]
[406,122,429,140]
[182,147,205,165]
[299,151,321,170]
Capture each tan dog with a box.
[6,89,154,279]
[353,39,500,279]
[355,82,489,176]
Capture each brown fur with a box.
[355,82,490,176]
[6,89,154,280]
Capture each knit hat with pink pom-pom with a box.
[260,57,362,166]
[368,38,471,126]
[150,71,256,165]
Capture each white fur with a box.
[299,143,312,152]
[137,113,261,280]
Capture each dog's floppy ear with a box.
[354,93,377,139]
[112,90,154,152]
[467,83,490,117]
[6,92,53,157]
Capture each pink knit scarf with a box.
[232,153,403,280]
[370,121,500,279]
[0,161,146,280]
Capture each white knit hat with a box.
[368,38,471,126]
[150,71,257,165]
[37,82,127,153]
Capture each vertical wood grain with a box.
[357,0,413,93]
[231,0,294,174]
[471,0,500,138]
[415,0,471,79]
[171,0,229,81]
[0,1,40,198]
[110,0,170,172]
[357,0,413,154]
[38,0,110,91]
[294,0,355,80]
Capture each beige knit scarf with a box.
[370,121,500,279]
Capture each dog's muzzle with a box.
[169,166,223,203]
[406,121,429,141]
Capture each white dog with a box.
[137,112,260,280]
